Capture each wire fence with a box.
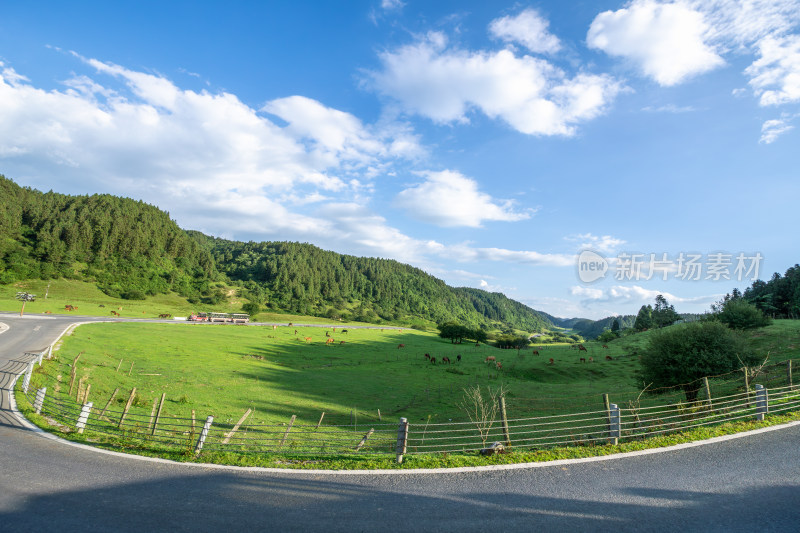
[15,348,800,461]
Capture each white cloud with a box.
[746,34,800,106]
[641,104,697,113]
[447,244,575,266]
[587,0,724,86]
[381,0,405,11]
[570,284,722,307]
[759,117,795,142]
[394,169,532,227]
[368,31,622,136]
[566,233,626,254]
[489,8,561,54]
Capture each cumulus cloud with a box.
[587,0,724,86]
[489,8,561,54]
[570,284,722,307]
[759,116,795,142]
[566,233,626,254]
[394,169,532,227]
[746,34,800,106]
[367,31,622,136]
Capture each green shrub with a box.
[718,299,772,330]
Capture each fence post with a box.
[194,415,214,455]
[396,417,409,464]
[602,393,611,433]
[788,360,793,388]
[34,387,47,414]
[118,388,137,428]
[47,344,53,360]
[755,384,768,421]
[76,402,93,434]
[703,377,713,411]
[499,396,511,447]
[22,362,34,394]
[355,428,375,451]
[609,403,620,445]
[278,415,296,451]
[37,350,45,366]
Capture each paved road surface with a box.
[1,315,799,532]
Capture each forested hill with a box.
[0,175,553,331]
[0,175,218,300]
[192,235,554,331]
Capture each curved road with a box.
[1,315,799,532]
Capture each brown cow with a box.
[442,356,451,364]
[485,356,496,363]
[580,357,586,363]
[602,344,609,349]
[340,340,345,345]
[578,345,588,352]
[605,355,613,361]
[430,357,436,364]
[326,338,335,345]
[495,361,502,370]
[397,344,405,349]
[532,350,540,356]
[548,358,554,365]
[589,357,594,363]
[304,337,313,342]
[424,353,430,360]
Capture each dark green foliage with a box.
[634,305,653,331]
[652,294,680,328]
[241,302,261,317]
[437,322,472,343]
[193,234,554,331]
[740,265,800,318]
[717,299,771,330]
[639,321,757,401]
[0,175,217,298]
[493,334,530,350]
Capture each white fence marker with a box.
[195,416,214,455]
[755,384,768,421]
[22,362,34,393]
[34,387,47,414]
[76,402,93,434]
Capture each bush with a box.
[241,302,261,317]
[121,289,146,300]
[639,321,758,401]
[717,299,772,330]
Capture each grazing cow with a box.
[475,343,480,347]
[158,313,171,319]
[44,310,52,314]
[457,354,461,362]
[342,329,348,335]
[602,345,609,349]
[332,327,336,333]
[64,305,74,311]
[325,338,335,345]
[430,357,436,364]
[605,355,613,361]
[578,345,588,352]
[340,341,345,345]
[495,361,502,370]
[273,325,277,330]
[548,358,554,365]
[424,353,430,360]
[304,337,313,342]
[288,322,293,327]
[442,356,451,364]
[294,330,298,335]
[532,350,540,356]
[485,356,496,363]
[326,331,330,337]
[589,357,594,363]
[580,357,586,363]
[110,310,118,316]
[397,344,405,349]
[99,304,105,308]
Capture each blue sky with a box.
[1,1,799,320]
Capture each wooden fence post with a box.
[82,383,91,405]
[499,396,511,447]
[396,417,409,464]
[99,388,118,418]
[194,415,213,455]
[743,366,750,402]
[703,377,713,411]
[278,415,296,451]
[608,403,620,445]
[34,387,47,414]
[355,428,375,451]
[22,362,34,394]
[76,402,93,434]
[151,393,167,436]
[116,359,123,372]
[315,412,325,430]
[222,408,252,444]
[118,388,136,428]
[755,384,768,421]
[788,360,793,388]
[602,393,611,433]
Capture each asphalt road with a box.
[1,314,799,532]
